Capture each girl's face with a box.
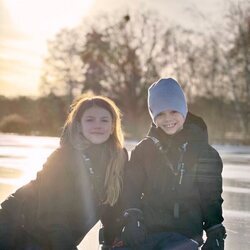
[155,110,185,135]
[80,106,113,144]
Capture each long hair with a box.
[62,94,126,206]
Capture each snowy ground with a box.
[0,134,249,250]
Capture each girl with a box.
[0,95,127,250]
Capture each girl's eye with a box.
[85,118,94,122]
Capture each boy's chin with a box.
[162,126,183,135]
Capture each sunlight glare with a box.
[15,148,52,187]
[5,0,94,37]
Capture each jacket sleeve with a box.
[0,178,38,248]
[0,148,76,249]
[196,145,224,230]
[36,148,77,249]
[122,141,149,210]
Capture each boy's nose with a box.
[163,112,171,119]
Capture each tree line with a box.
[0,2,249,144]
[0,93,247,143]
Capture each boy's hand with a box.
[202,224,226,250]
[121,208,147,247]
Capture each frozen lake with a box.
[0,133,250,249]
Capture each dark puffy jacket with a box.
[123,112,224,245]
[0,142,125,249]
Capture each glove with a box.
[121,208,147,247]
[202,224,227,250]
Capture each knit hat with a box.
[148,78,188,123]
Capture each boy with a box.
[120,78,226,249]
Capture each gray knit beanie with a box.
[148,78,188,123]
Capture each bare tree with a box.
[221,1,250,138]
[39,6,250,140]
[161,25,228,101]
[79,10,166,135]
[40,28,85,104]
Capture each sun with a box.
[4,0,94,37]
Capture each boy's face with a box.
[155,110,185,135]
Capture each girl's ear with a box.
[111,122,115,135]
[111,125,114,135]
[77,121,82,133]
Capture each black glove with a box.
[121,208,147,247]
[202,224,227,250]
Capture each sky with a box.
[0,0,229,97]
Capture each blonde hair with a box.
[62,94,126,206]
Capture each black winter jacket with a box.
[123,113,224,245]
[0,141,125,249]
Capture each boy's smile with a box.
[155,110,185,135]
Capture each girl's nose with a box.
[93,121,102,128]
